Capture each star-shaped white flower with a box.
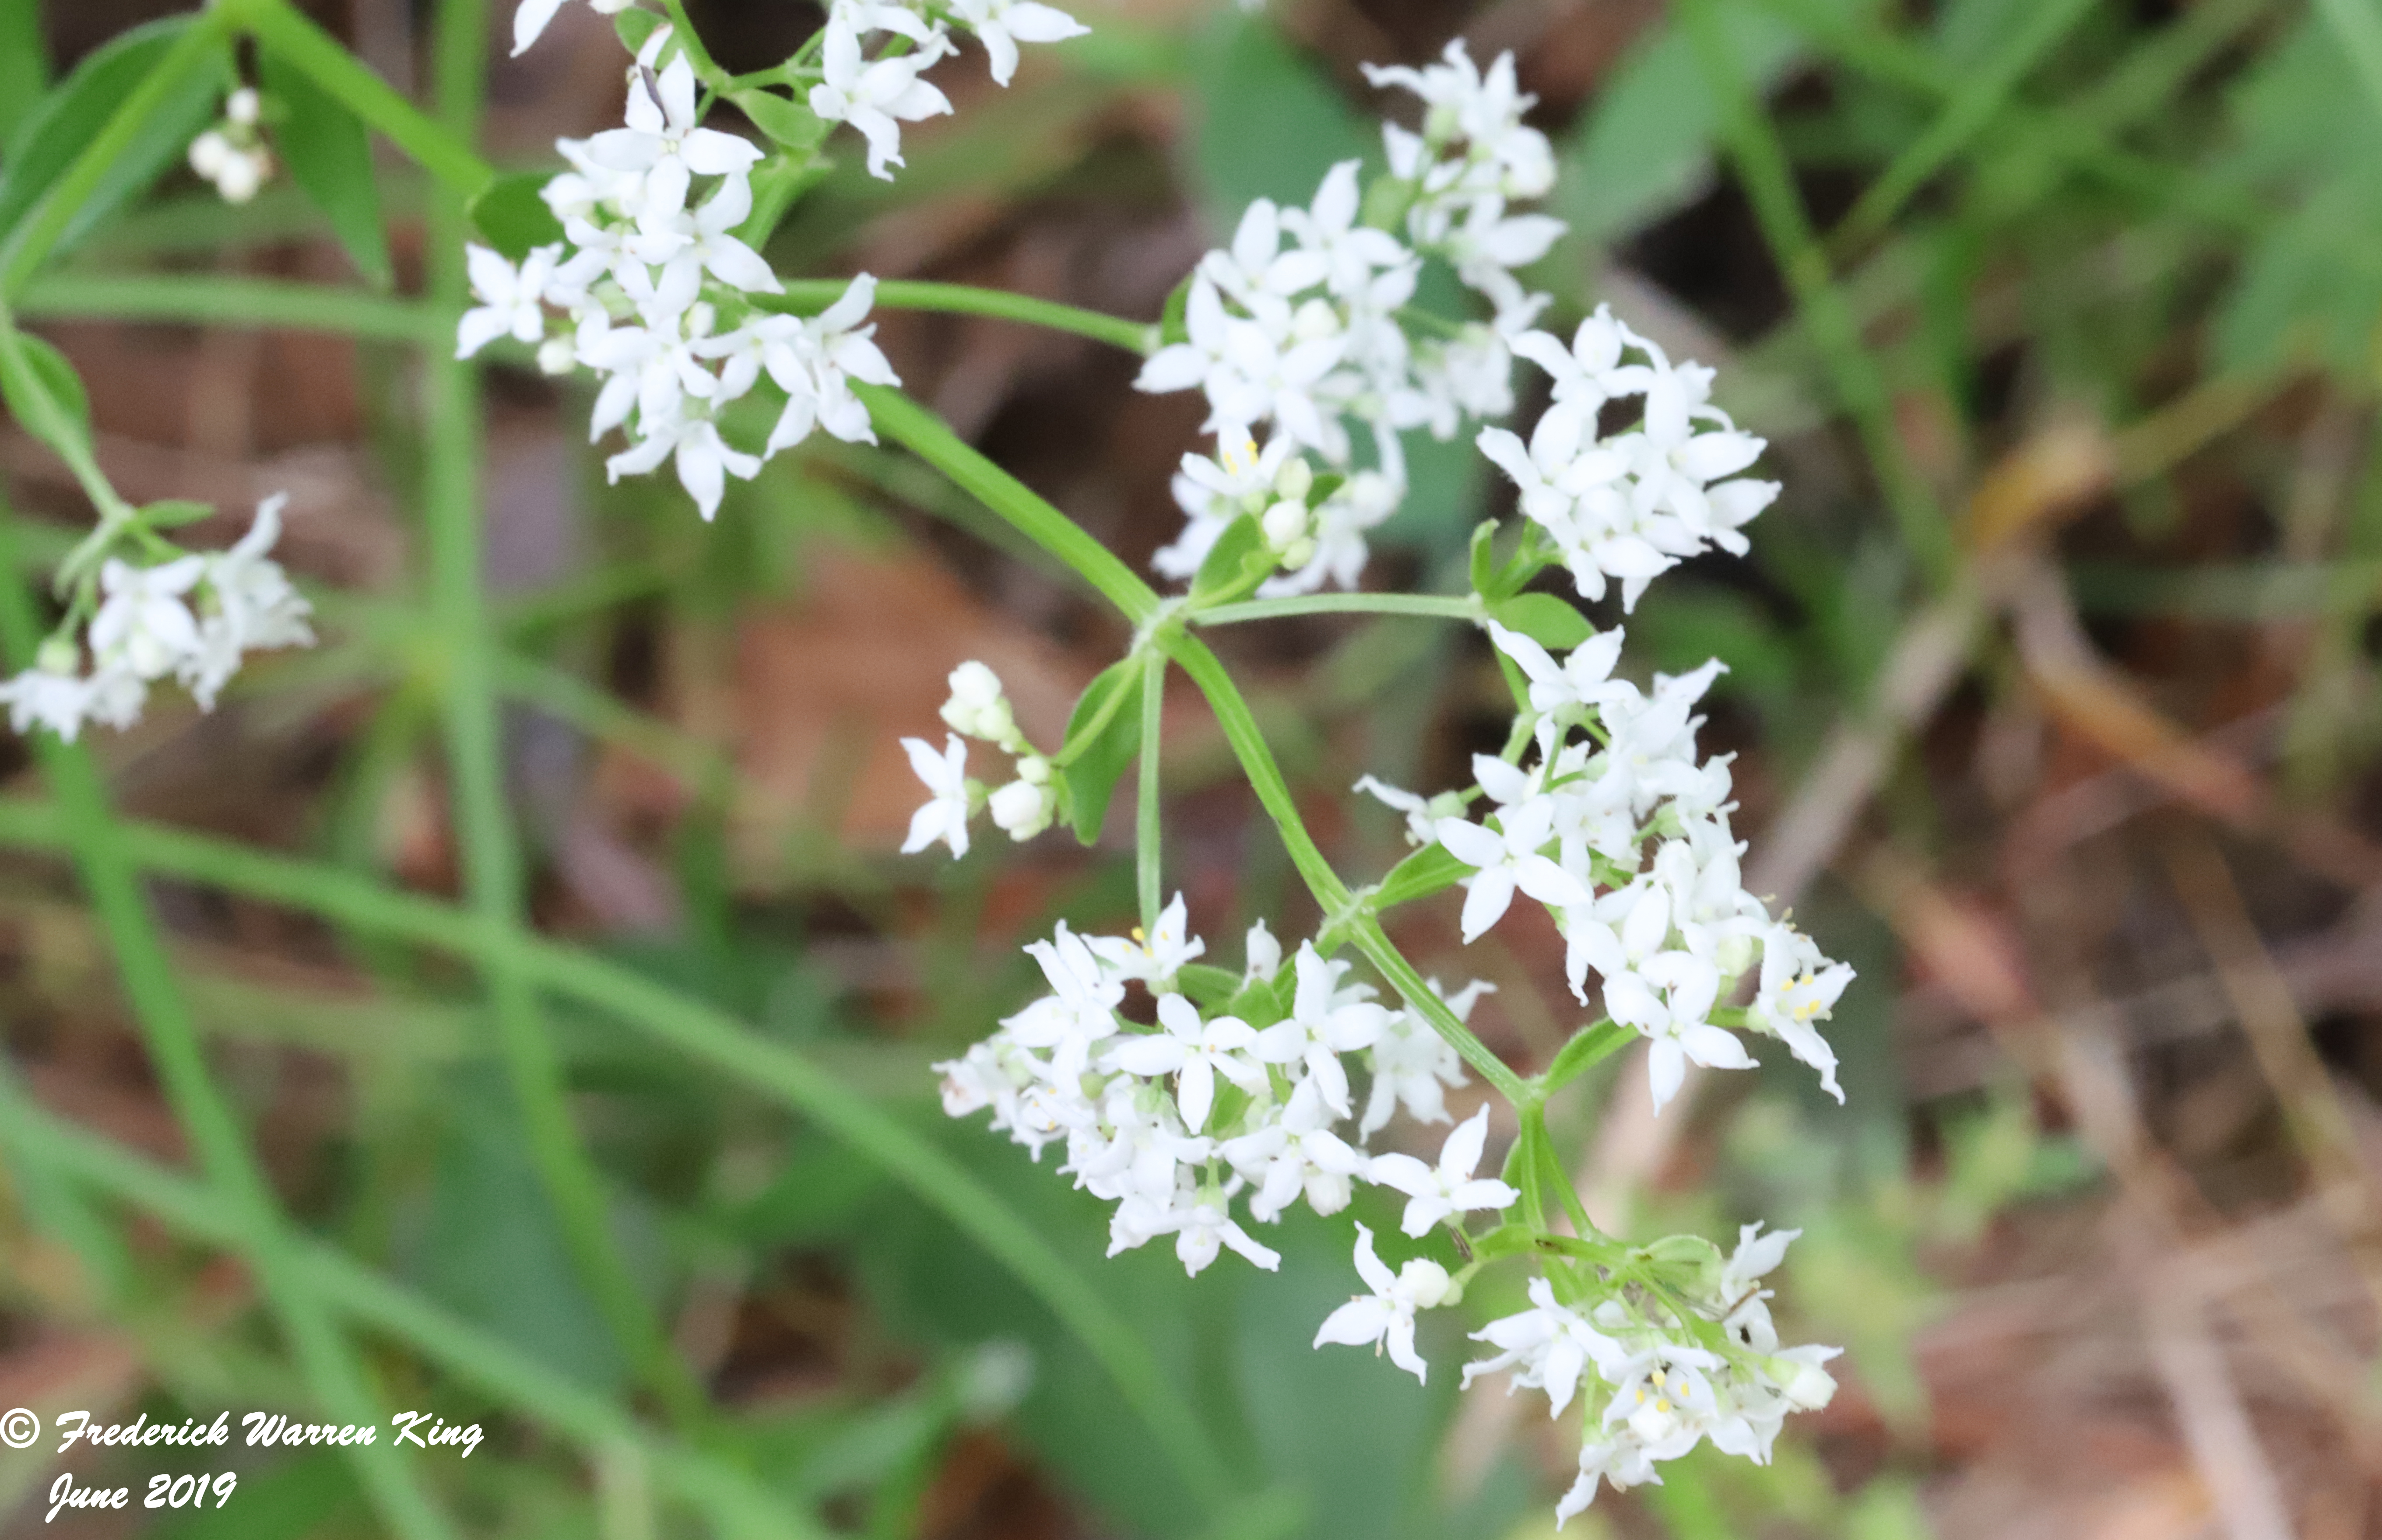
[897,732,973,858]
[1108,993,1264,1133]
[1604,950,1752,1112]
[1089,890,1208,988]
[1433,795,1591,943]
[603,412,760,521]
[946,0,1088,85]
[1252,942,1392,1118]
[1749,924,1852,1103]
[1462,1275,1630,1417]
[1367,1105,1519,1236]
[808,19,955,180]
[1311,1222,1453,1383]
[456,244,560,360]
[91,556,205,680]
[587,55,762,217]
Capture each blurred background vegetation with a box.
[1,0,2381,1535]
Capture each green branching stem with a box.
[1138,647,1165,933]
[0,796,1236,1507]
[766,281,1156,354]
[416,0,706,1429]
[1196,593,1482,626]
[0,504,457,1540]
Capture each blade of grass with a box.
[18,271,443,342]
[0,795,1237,1505]
[0,499,457,1540]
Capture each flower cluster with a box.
[898,660,1060,857]
[0,495,315,742]
[1135,41,1563,597]
[187,87,273,205]
[1483,306,1781,611]
[455,34,897,519]
[1465,1224,1841,1519]
[935,900,1504,1280]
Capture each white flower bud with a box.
[1292,298,1340,343]
[215,151,265,204]
[1015,752,1051,785]
[226,87,261,126]
[1272,456,1313,503]
[35,637,79,676]
[1779,1358,1837,1410]
[940,660,1018,743]
[1260,498,1307,548]
[535,336,577,375]
[1399,1258,1454,1308]
[188,130,232,179]
[1243,918,1280,981]
[988,777,1055,840]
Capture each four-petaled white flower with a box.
[1312,1223,1453,1383]
[1091,890,1208,989]
[1109,993,1264,1133]
[457,244,561,360]
[587,55,762,217]
[1253,942,1392,1118]
[91,556,205,681]
[1434,796,1591,943]
[898,733,973,858]
[1367,1105,1519,1236]
[946,0,1088,85]
[808,20,954,181]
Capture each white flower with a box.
[0,655,95,742]
[1556,1438,1662,1525]
[1005,922,1124,1082]
[988,775,1056,840]
[1367,1105,1519,1236]
[511,0,636,55]
[946,0,1088,85]
[1433,795,1591,943]
[1353,773,1462,846]
[939,659,1014,741]
[1107,993,1263,1132]
[1171,1186,1281,1276]
[1242,918,1282,983]
[183,493,315,709]
[1749,925,1853,1103]
[603,412,761,520]
[627,173,782,309]
[1090,890,1207,989]
[1200,200,1332,308]
[739,274,901,453]
[90,556,205,681]
[898,732,973,857]
[1361,979,1480,1137]
[1286,161,1414,302]
[1462,1275,1630,1416]
[1605,951,1751,1112]
[1511,307,1657,414]
[456,244,561,359]
[587,56,762,217]
[1312,1223,1453,1383]
[1487,621,1630,726]
[808,20,955,180]
[1252,942,1391,1118]
[1221,1077,1364,1221]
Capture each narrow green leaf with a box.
[1189,512,1264,603]
[0,18,229,261]
[467,172,565,262]
[1540,1019,1631,1097]
[258,46,392,289]
[1371,841,1466,911]
[0,331,90,463]
[731,88,829,152]
[1467,519,1498,598]
[1158,272,1192,346]
[734,151,831,248]
[1490,591,1592,651]
[0,0,49,156]
[1058,658,1145,842]
[138,498,215,530]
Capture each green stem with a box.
[856,384,1161,622]
[19,271,443,343]
[0,506,455,1540]
[0,796,1236,1506]
[1138,647,1164,933]
[223,0,495,196]
[765,281,1155,354]
[0,1088,812,1540]
[418,0,704,1428]
[0,15,227,298]
[1679,0,1953,588]
[0,312,136,528]
[1196,593,1480,626]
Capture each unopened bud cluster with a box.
[188,88,273,205]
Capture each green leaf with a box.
[1540,1019,1631,1097]
[732,88,830,152]
[1189,512,1265,603]
[1173,962,1242,1010]
[735,151,831,249]
[1158,273,1192,347]
[467,171,565,263]
[615,8,667,59]
[0,332,91,465]
[1057,659,1145,843]
[257,46,392,289]
[0,0,49,157]
[1467,519,1498,598]
[1489,591,1592,651]
[1372,841,1466,910]
[138,498,215,530]
[1187,10,1374,229]
[0,18,230,261]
